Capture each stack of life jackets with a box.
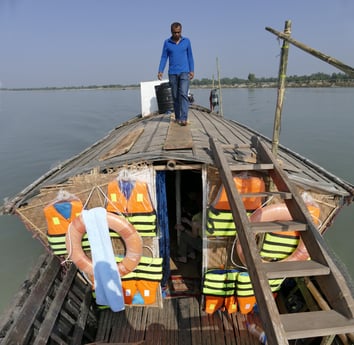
[207,173,265,236]
[119,256,163,305]
[202,269,284,315]
[106,178,162,306]
[203,269,238,314]
[106,179,157,237]
[44,199,88,255]
[92,256,163,308]
[69,258,163,308]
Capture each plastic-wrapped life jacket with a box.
[106,180,157,236]
[44,199,89,255]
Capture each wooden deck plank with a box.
[161,299,173,345]
[164,117,193,150]
[221,313,237,345]
[158,304,169,345]
[213,311,227,345]
[93,309,106,341]
[230,313,245,345]
[128,306,146,343]
[178,298,193,345]
[138,307,150,343]
[112,309,131,343]
[169,299,179,345]
[99,127,144,161]
[203,314,215,345]
[190,297,202,345]
[95,310,112,342]
[145,306,163,345]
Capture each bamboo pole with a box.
[272,20,291,157]
[266,26,354,78]
[216,57,223,117]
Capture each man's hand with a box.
[157,72,163,80]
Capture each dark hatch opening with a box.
[165,169,203,280]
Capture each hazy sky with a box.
[1,0,353,88]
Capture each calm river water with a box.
[0,87,353,313]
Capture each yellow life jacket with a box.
[44,200,89,255]
[202,269,238,314]
[258,204,321,261]
[236,271,284,314]
[207,205,238,236]
[260,231,300,261]
[207,174,265,236]
[106,180,157,236]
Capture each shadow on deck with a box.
[93,296,260,345]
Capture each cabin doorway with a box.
[165,169,203,281]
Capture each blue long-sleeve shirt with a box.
[158,36,194,75]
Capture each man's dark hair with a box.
[171,22,182,32]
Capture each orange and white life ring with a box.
[65,211,143,280]
[236,203,320,265]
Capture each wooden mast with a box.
[272,20,291,157]
[216,57,223,117]
[266,25,354,78]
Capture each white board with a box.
[140,79,169,117]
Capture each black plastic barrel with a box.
[155,82,174,114]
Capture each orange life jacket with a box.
[207,174,265,236]
[44,200,88,255]
[214,174,265,211]
[106,180,157,236]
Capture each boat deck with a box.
[3,105,353,214]
[93,256,261,345]
[0,253,261,345]
[94,297,260,345]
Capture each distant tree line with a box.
[0,84,135,91]
[190,72,354,87]
[1,72,354,91]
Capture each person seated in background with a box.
[175,211,202,263]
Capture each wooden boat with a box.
[2,24,354,345]
[1,98,354,345]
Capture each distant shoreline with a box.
[1,80,354,91]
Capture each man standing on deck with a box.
[157,22,194,126]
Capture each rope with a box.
[230,235,247,270]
